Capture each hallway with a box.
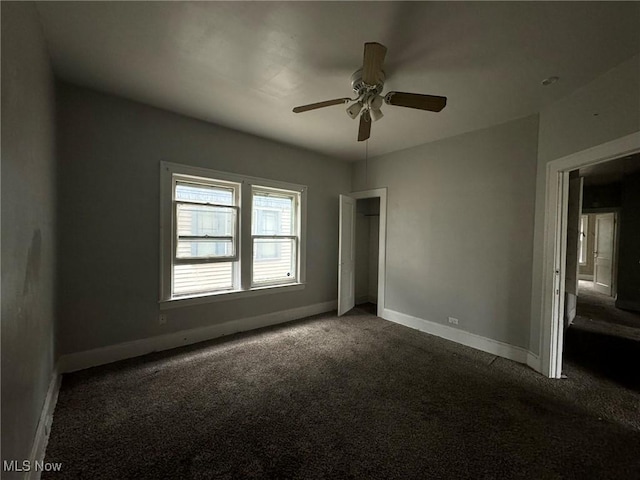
[563,280,640,390]
[576,280,640,331]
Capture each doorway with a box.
[338,188,387,317]
[540,134,640,378]
[354,197,380,313]
[564,173,620,328]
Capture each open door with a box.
[338,195,355,316]
[564,173,583,326]
[593,212,615,296]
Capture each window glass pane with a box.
[176,239,233,259]
[252,192,294,235]
[176,182,233,205]
[253,238,296,284]
[173,262,233,295]
[579,215,587,264]
[177,204,235,237]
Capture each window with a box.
[173,179,239,296]
[252,188,299,285]
[578,215,588,265]
[160,162,306,305]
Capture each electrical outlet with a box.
[448,317,459,325]
[159,314,167,325]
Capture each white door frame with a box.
[349,188,388,317]
[539,132,640,378]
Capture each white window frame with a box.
[172,176,240,296]
[251,186,301,288]
[160,162,307,309]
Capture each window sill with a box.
[159,282,305,310]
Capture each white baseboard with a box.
[578,274,593,281]
[565,307,576,326]
[526,351,541,373]
[355,295,369,305]
[58,300,337,373]
[356,295,378,305]
[26,367,62,480]
[382,308,530,364]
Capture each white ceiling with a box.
[35,1,640,161]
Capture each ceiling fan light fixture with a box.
[370,108,384,122]
[346,101,364,119]
[368,94,383,110]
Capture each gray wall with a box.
[352,115,539,349]
[1,2,57,472]
[56,83,351,355]
[530,54,640,353]
[617,172,640,312]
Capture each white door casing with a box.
[539,131,640,379]
[338,194,356,316]
[593,212,615,296]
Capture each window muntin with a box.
[251,188,299,286]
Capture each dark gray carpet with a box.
[577,282,640,330]
[44,306,640,479]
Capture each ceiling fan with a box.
[292,42,447,142]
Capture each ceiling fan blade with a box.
[292,98,351,113]
[362,42,387,86]
[384,92,447,112]
[357,111,371,142]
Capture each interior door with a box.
[338,195,356,316]
[564,173,583,325]
[593,212,615,296]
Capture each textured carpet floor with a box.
[44,306,640,479]
[577,281,640,329]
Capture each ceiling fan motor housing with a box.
[351,68,385,96]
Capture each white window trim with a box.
[160,162,307,308]
[251,185,301,288]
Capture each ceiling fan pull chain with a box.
[366,139,369,189]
